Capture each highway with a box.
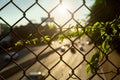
[0,37,104,80]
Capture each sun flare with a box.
[57,4,68,15]
[52,3,71,25]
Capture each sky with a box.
[0,0,95,27]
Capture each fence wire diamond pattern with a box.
[0,0,120,80]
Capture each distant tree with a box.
[87,0,120,46]
[0,23,10,35]
[89,0,120,25]
[86,0,120,73]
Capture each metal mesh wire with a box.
[0,0,120,80]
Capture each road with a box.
[1,37,105,80]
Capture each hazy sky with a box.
[0,0,95,26]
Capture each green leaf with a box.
[48,23,55,29]
[25,40,31,44]
[58,35,65,42]
[86,51,100,73]
[86,64,91,74]
[45,36,50,41]
[15,40,23,46]
[90,51,99,63]
[40,36,51,43]
[32,38,38,45]
[29,33,33,37]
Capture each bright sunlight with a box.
[51,3,71,25]
[57,4,68,15]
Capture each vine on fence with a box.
[86,17,120,73]
[14,17,120,74]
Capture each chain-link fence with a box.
[0,0,120,80]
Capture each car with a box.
[60,46,65,52]
[4,51,18,61]
[70,47,76,54]
[79,46,85,51]
[27,72,45,80]
[86,41,90,45]
[86,40,92,45]
[64,44,70,47]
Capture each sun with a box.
[57,4,68,15]
[51,3,71,25]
